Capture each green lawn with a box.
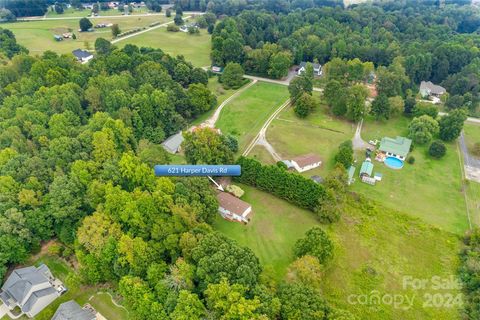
[263,99,468,234]
[1,253,129,320]
[214,186,460,319]
[464,123,480,154]
[119,26,211,67]
[353,116,469,234]
[190,76,242,126]
[265,96,355,177]
[214,184,321,279]
[215,82,290,152]
[1,15,171,54]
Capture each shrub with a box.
[429,140,447,159]
[167,24,180,32]
[294,227,333,264]
[407,156,415,164]
[47,244,62,256]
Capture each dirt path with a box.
[201,79,257,129]
[111,15,194,44]
[243,99,291,158]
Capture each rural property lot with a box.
[1,15,171,54]
[215,82,289,152]
[214,185,460,320]
[259,98,470,235]
[119,26,212,67]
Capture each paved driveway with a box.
[0,303,8,319]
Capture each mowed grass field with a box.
[1,15,170,54]
[118,26,211,66]
[354,116,469,234]
[463,123,480,226]
[264,96,355,177]
[214,186,460,319]
[216,82,289,152]
[3,252,128,320]
[259,98,469,234]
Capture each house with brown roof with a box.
[217,192,252,224]
[290,154,322,173]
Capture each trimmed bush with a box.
[429,140,447,159]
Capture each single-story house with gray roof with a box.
[419,81,446,99]
[0,264,65,318]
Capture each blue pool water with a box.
[384,157,404,169]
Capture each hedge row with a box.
[235,157,325,211]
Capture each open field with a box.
[265,96,355,177]
[464,123,480,154]
[0,253,128,320]
[118,26,211,66]
[213,184,321,278]
[354,116,469,234]
[216,82,289,152]
[190,76,241,126]
[1,15,171,54]
[215,186,460,319]
[261,98,469,234]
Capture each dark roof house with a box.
[51,300,96,320]
[72,49,94,63]
[298,61,322,76]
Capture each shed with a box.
[161,131,184,154]
[347,166,356,185]
[359,160,374,177]
[310,175,323,184]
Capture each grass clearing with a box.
[464,123,480,154]
[263,99,468,234]
[119,26,211,66]
[214,186,460,319]
[266,97,355,177]
[354,116,469,234]
[216,82,289,152]
[1,15,170,54]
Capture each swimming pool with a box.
[384,157,404,169]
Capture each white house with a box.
[298,62,322,77]
[0,264,66,318]
[217,192,252,224]
[72,49,94,64]
[291,154,322,173]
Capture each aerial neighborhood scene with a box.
[0,0,480,319]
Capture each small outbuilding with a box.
[347,166,356,185]
[161,131,184,154]
[217,192,252,224]
[310,175,323,184]
[359,160,374,178]
[291,154,322,173]
[72,49,93,64]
